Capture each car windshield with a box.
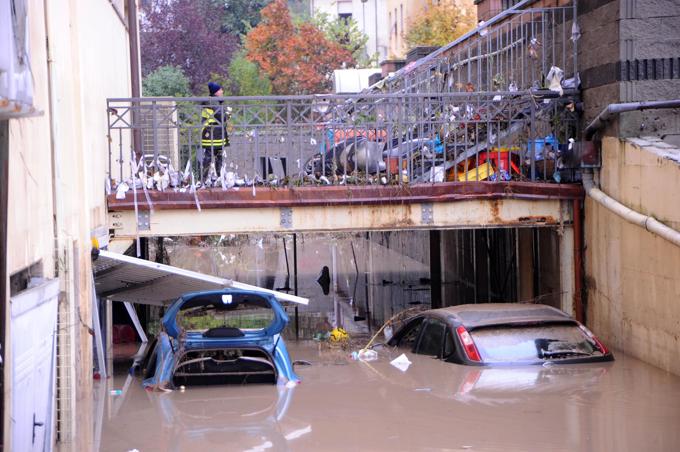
[177,296,275,332]
[470,323,600,363]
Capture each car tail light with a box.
[579,324,609,354]
[456,325,481,362]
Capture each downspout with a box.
[44,0,63,278]
[0,118,8,450]
[582,171,680,248]
[127,0,142,158]
[585,99,680,140]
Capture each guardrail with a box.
[106,90,579,192]
[375,5,578,95]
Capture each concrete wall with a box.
[585,137,680,376]
[6,0,131,448]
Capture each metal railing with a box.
[106,89,579,191]
[373,5,578,95]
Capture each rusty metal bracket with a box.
[280,207,293,229]
[421,203,434,225]
[137,210,150,231]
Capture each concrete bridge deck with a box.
[108,181,582,237]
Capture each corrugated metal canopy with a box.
[93,250,308,306]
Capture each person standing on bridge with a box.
[200,82,231,184]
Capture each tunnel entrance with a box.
[112,227,566,341]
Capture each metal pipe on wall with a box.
[0,120,8,448]
[584,99,680,140]
[127,0,142,157]
[583,171,680,248]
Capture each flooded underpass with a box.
[97,231,680,451]
[132,229,565,339]
[96,341,680,451]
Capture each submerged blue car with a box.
[142,289,299,388]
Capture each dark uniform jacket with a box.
[201,100,229,149]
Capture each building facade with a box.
[311,0,475,60]
[1,0,133,449]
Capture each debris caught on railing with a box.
[571,21,581,43]
[528,37,541,59]
[546,66,565,96]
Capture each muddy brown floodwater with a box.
[95,341,680,452]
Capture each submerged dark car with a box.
[387,303,613,365]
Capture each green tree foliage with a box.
[216,0,272,36]
[405,1,476,48]
[227,51,272,96]
[142,65,192,97]
[313,12,376,68]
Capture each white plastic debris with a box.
[310,137,317,146]
[225,171,236,189]
[390,353,412,372]
[115,182,129,200]
[383,325,393,341]
[562,72,581,90]
[357,349,378,362]
[571,21,581,42]
[478,21,488,37]
[546,66,564,96]
[428,166,445,183]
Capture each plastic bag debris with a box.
[115,182,129,200]
[383,325,394,341]
[571,21,581,42]
[352,349,378,362]
[390,353,412,372]
[546,66,564,96]
[562,72,580,90]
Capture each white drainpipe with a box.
[582,171,680,248]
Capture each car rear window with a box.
[179,297,275,332]
[470,323,600,362]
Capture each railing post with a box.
[152,100,159,166]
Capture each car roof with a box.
[427,303,574,329]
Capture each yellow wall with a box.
[6,0,131,448]
[585,137,680,376]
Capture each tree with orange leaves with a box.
[245,0,354,94]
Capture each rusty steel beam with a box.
[107,181,584,211]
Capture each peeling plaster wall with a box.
[585,137,680,376]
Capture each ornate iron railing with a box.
[106,89,579,192]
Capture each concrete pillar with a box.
[429,230,442,309]
[440,230,459,307]
[518,228,535,302]
[559,227,575,316]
